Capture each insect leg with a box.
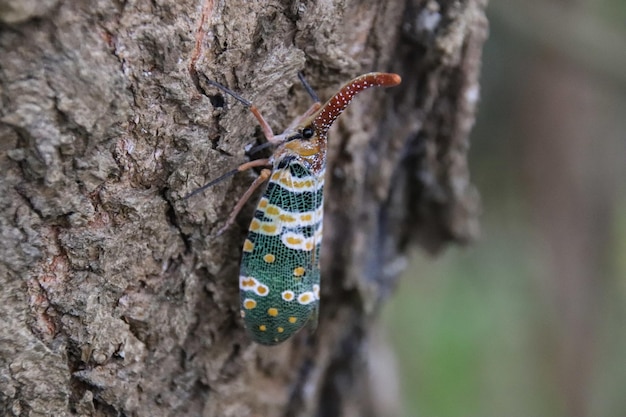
[278,73,321,132]
[284,102,322,131]
[184,158,270,200]
[298,72,320,103]
[246,100,322,157]
[197,74,282,145]
[216,168,272,236]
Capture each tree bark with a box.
[0,0,486,416]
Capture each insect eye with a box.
[302,127,314,139]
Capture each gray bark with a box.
[0,0,486,416]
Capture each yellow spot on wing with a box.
[258,198,269,208]
[297,292,316,305]
[261,223,278,234]
[250,218,260,231]
[263,253,276,263]
[256,284,268,296]
[279,213,297,223]
[287,236,303,245]
[267,308,278,317]
[259,325,267,331]
[266,205,280,216]
[243,239,254,252]
[288,316,297,324]
[277,327,284,333]
[243,299,257,309]
[242,278,256,288]
[293,267,305,277]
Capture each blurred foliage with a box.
[383,1,626,416]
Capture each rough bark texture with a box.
[0,0,486,416]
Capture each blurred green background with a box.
[384,1,626,416]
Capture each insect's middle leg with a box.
[184,158,271,200]
[216,168,272,236]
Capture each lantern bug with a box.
[186,72,401,345]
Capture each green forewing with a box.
[239,159,323,345]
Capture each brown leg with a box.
[250,102,322,144]
[216,168,271,236]
[235,158,271,172]
[249,106,278,143]
[285,102,322,130]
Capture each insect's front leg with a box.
[284,102,322,132]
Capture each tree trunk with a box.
[0,0,486,416]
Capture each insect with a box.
[187,72,401,345]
